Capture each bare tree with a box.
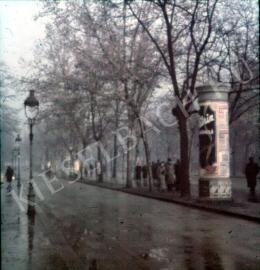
[127,0,220,196]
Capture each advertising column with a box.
[196,85,232,201]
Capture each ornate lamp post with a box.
[15,134,22,187]
[24,90,39,196]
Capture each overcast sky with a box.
[0,0,45,76]
[0,1,46,132]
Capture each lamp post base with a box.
[17,180,21,188]
[28,182,35,195]
[27,182,36,216]
[198,177,232,201]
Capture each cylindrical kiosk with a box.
[196,84,232,201]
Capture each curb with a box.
[80,180,260,224]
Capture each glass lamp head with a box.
[24,90,39,121]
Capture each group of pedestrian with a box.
[84,163,94,178]
[83,161,103,181]
[4,156,259,198]
[135,158,181,192]
[135,157,146,187]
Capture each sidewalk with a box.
[78,177,260,223]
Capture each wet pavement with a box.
[1,177,260,270]
[80,176,260,221]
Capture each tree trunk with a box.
[178,116,191,197]
[112,133,118,179]
[97,142,103,182]
[137,117,153,191]
[126,135,132,188]
[125,108,134,188]
[188,126,196,174]
[81,142,87,179]
[230,132,237,177]
[134,137,140,166]
[112,98,119,179]
[122,150,125,183]
[142,136,153,192]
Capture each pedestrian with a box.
[156,160,162,188]
[245,157,259,199]
[84,166,88,178]
[96,161,102,181]
[157,162,167,191]
[174,159,181,191]
[142,164,148,187]
[135,157,142,187]
[46,163,52,178]
[5,166,14,193]
[152,161,159,188]
[165,158,175,191]
[89,163,94,178]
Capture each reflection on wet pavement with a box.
[1,179,260,270]
[27,207,35,266]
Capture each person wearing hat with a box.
[245,157,259,200]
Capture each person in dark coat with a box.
[245,157,259,197]
[152,162,158,187]
[174,159,181,191]
[165,158,175,191]
[156,160,161,172]
[5,166,14,192]
[89,163,94,178]
[84,166,88,178]
[142,165,148,187]
[135,158,142,187]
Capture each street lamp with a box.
[24,90,39,182]
[15,134,22,187]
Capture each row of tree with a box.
[20,0,258,196]
[1,63,20,178]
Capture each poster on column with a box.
[217,104,230,177]
[199,105,217,175]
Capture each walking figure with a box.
[174,159,181,191]
[5,166,14,193]
[135,157,142,187]
[84,166,88,178]
[96,161,102,182]
[157,162,167,191]
[46,165,52,179]
[89,163,94,178]
[142,164,148,187]
[152,161,159,188]
[245,157,259,201]
[165,158,175,191]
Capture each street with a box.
[1,177,260,270]
[1,1,259,269]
